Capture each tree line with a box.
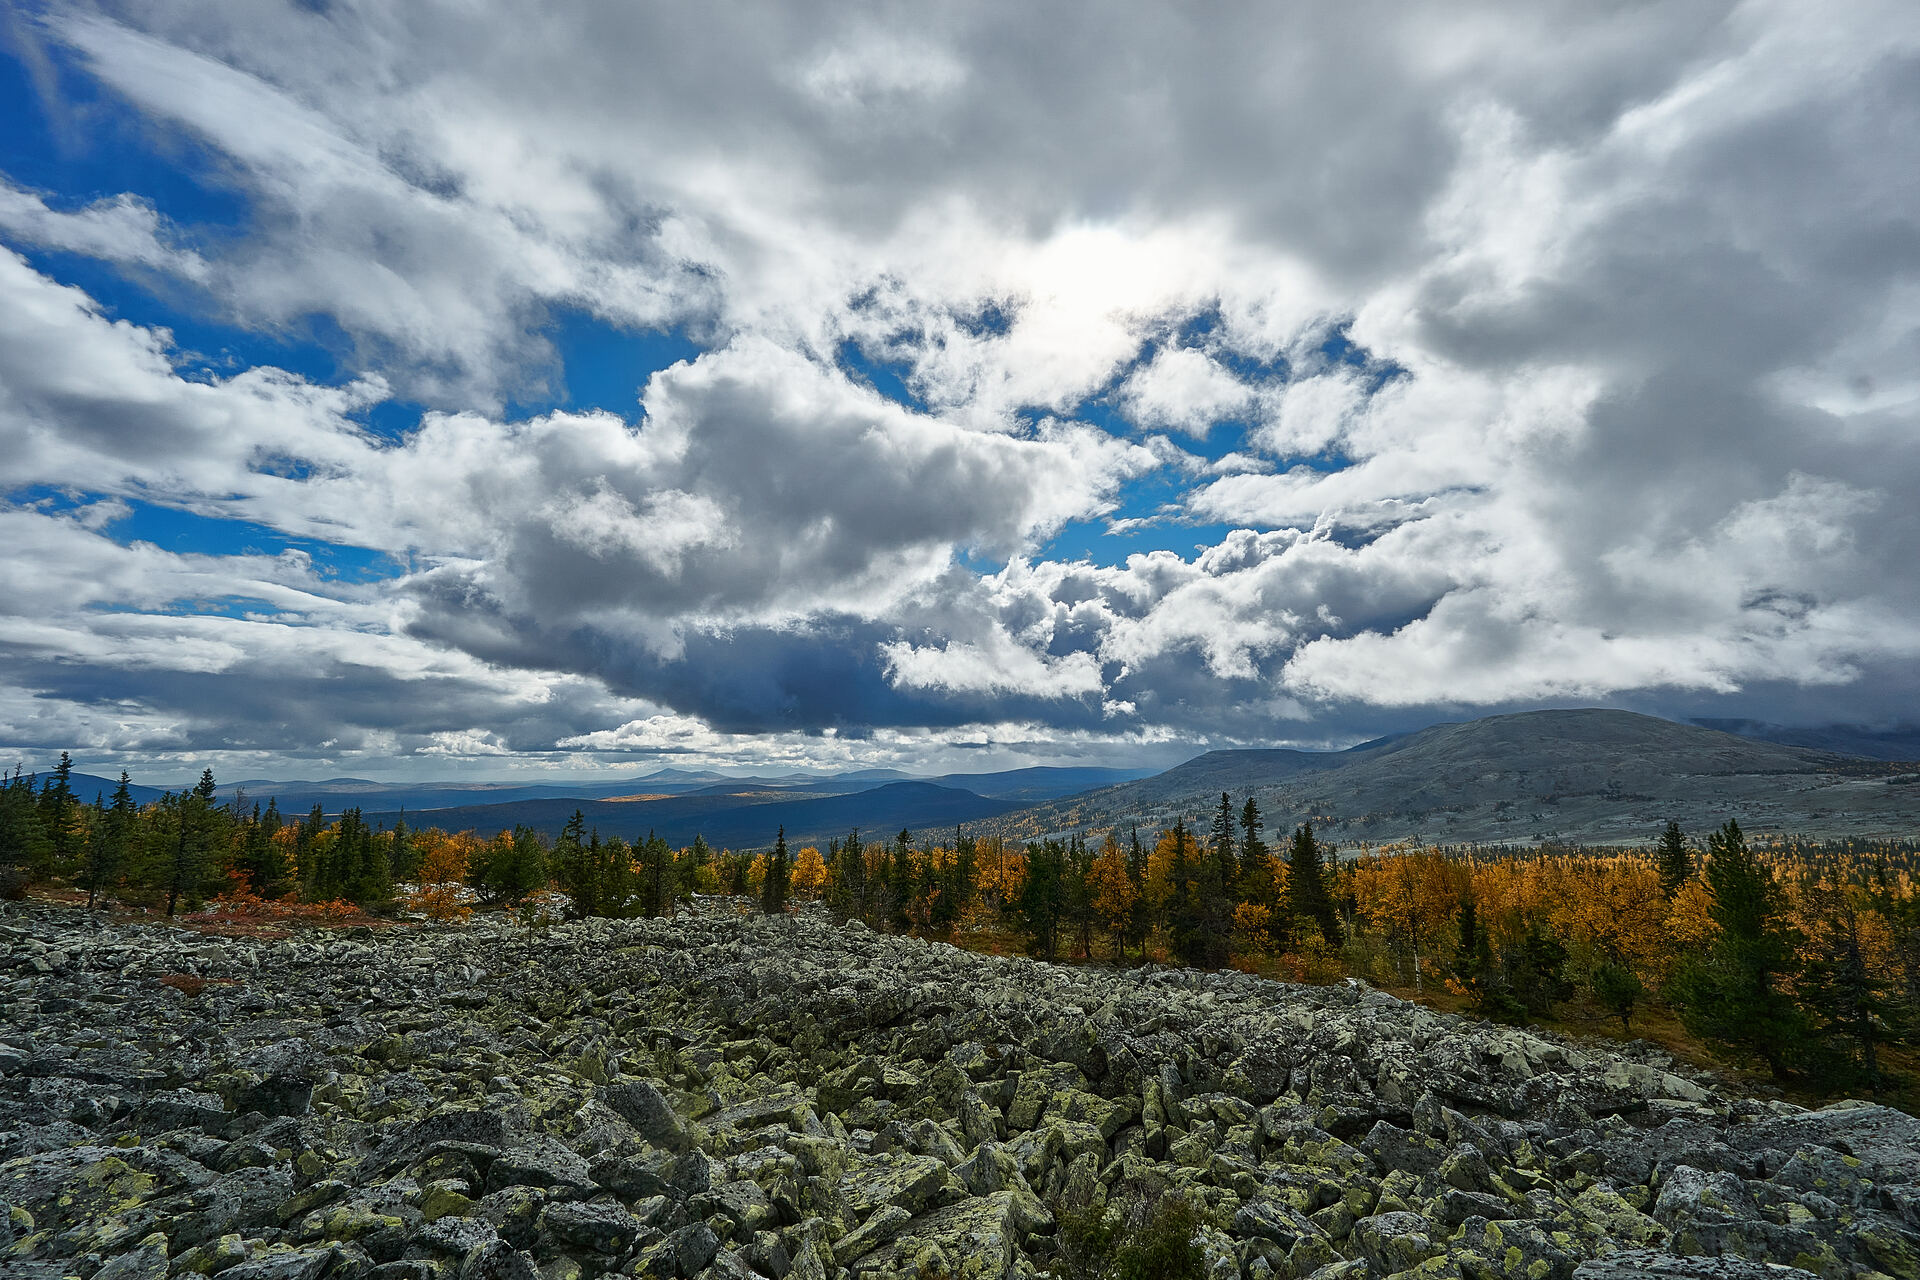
[4,758,1912,1092]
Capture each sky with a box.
[2,1,1919,785]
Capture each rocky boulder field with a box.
[2,904,1917,1280]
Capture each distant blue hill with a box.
[27,772,170,806]
[202,764,1149,819]
[925,765,1157,801]
[362,780,1021,849]
[1690,718,1920,762]
[209,774,732,815]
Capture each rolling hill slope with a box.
[364,781,1020,849]
[980,708,1920,845]
[192,764,1145,818]
[210,771,738,815]
[35,772,169,806]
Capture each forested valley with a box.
[4,753,1915,1105]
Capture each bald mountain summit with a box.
[981,709,1920,847]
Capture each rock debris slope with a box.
[2,906,1917,1280]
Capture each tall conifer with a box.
[1167,821,1206,966]
[762,827,792,915]
[83,771,135,911]
[1018,838,1066,959]
[1670,820,1807,1076]
[1287,823,1342,946]
[1656,820,1692,898]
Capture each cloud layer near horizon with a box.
[2,0,1918,779]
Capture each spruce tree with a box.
[1869,859,1920,1051]
[235,804,268,895]
[339,808,393,909]
[888,829,915,932]
[1064,834,1097,959]
[1240,797,1265,870]
[469,824,546,907]
[83,771,135,911]
[1591,960,1644,1033]
[0,766,53,894]
[162,770,219,917]
[1449,892,1523,1019]
[1018,838,1066,959]
[388,816,419,884]
[935,829,976,937]
[761,827,792,915]
[1237,796,1282,946]
[1656,820,1693,898]
[641,832,674,917]
[1669,819,1807,1077]
[40,752,78,873]
[1797,876,1892,1090]
[1125,827,1151,961]
[723,848,752,895]
[1451,892,1491,990]
[683,833,713,896]
[863,830,895,923]
[596,834,642,917]
[829,829,867,922]
[552,811,594,916]
[1287,823,1342,946]
[1506,923,1574,1018]
[1167,821,1206,966]
[256,799,289,897]
[1189,816,1235,968]
[1238,798,1270,886]
[1208,793,1236,880]
[295,804,327,896]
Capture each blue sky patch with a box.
[1,30,251,233]
[101,499,402,583]
[92,594,284,620]
[12,243,350,386]
[836,338,931,414]
[509,308,701,421]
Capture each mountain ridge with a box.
[362,780,1020,849]
[979,708,1919,845]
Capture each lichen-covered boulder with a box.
[0,903,1914,1280]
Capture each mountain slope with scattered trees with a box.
[980,709,1920,844]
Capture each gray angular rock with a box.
[220,1248,339,1280]
[587,1151,671,1201]
[601,1081,695,1152]
[1652,1165,1760,1226]
[834,1204,912,1262]
[1572,1251,1819,1278]
[89,1233,168,1280]
[1348,1210,1438,1273]
[0,902,1913,1280]
[484,1143,592,1196]
[417,1214,500,1257]
[538,1199,642,1253]
[135,1088,230,1135]
[633,1221,719,1277]
[1741,1101,1920,1181]
[459,1240,539,1280]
